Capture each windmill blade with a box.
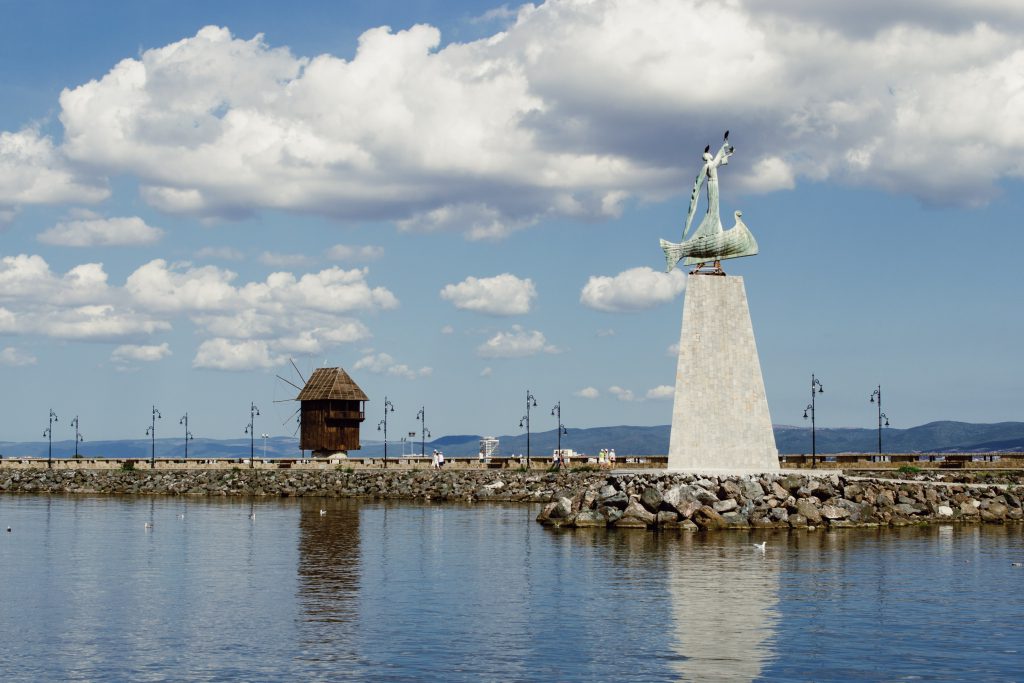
[289,358,307,384]
[292,421,301,437]
[282,407,300,426]
[276,374,302,392]
[273,398,296,403]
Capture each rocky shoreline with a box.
[2,467,1023,530]
[535,471,1024,530]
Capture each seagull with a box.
[144,522,153,529]
[319,509,326,516]
[1012,562,1023,568]
[753,542,766,552]
[178,513,185,519]
[249,512,256,520]
[6,527,11,533]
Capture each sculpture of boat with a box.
[660,210,758,271]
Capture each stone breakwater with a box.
[3,468,1023,531]
[0,467,602,502]
[536,472,1024,530]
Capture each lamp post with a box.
[179,413,194,459]
[43,409,58,469]
[416,407,430,457]
[378,396,395,468]
[145,405,161,468]
[244,402,260,468]
[869,386,890,461]
[70,415,83,459]
[803,374,823,468]
[551,401,567,467]
[261,433,270,460]
[519,390,538,470]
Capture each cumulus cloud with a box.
[440,274,536,315]
[4,2,1022,230]
[111,343,172,363]
[580,266,686,312]
[608,386,637,402]
[477,325,560,358]
[575,386,600,399]
[193,338,283,370]
[0,346,37,366]
[38,215,164,246]
[327,244,384,262]
[354,352,432,380]
[645,384,674,400]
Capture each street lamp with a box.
[378,396,395,468]
[261,433,270,459]
[43,409,58,469]
[70,415,83,459]
[802,374,823,468]
[416,407,430,457]
[519,390,538,470]
[145,405,161,468]
[869,386,890,460]
[179,413,194,459]
[244,402,260,468]
[551,401,568,467]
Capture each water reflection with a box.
[666,532,781,682]
[296,498,361,624]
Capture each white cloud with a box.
[440,324,454,335]
[111,343,172,363]
[327,244,384,262]
[0,127,108,206]
[440,274,536,316]
[0,347,37,366]
[580,266,686,312]
[477,325,560,358]
[193,338,284,371]
[667,342,680,356]
[609,386,638,402]
[195,246,244,261]
[575,386,600,399]
[38,216,163,247]
[5,2,1023,231]
[353,352,432,380]
[645,384,674,400]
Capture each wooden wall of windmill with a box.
[278,365,369,456]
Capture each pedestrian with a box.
[431,449,439,469]
[609,448,617,468]
[438,450,445,468]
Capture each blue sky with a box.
[1,0,1022,443]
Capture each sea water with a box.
[0,495,1021,682]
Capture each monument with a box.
[660,131,779,471]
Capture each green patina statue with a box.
[660,130,759,274]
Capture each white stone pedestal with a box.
[667,275,778,471]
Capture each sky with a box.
[1,0,1023,444]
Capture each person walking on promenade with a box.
[437,450,445,468]
[609,449,617,469]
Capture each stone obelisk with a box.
[658,130,778,471]
[667,275,778,470]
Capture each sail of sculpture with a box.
[660,131,759,271]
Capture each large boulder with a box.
[980,502,1008,523]
[719,480,742,499]
[613,516,648,529]
[740,479,763,500]
[640,486,663,513]
[601,491,629,509]
[779,474,805,493]
[692,505,728,530]
[795,498,823,524]
[713,498,738,513]
[574,510,607,527]
[820,504,850,520]
[788,513,808,528]
[622,500,656,525]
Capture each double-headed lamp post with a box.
[551,401,567,465]
[519,390,538,469]
[803,374,824,468]
[145,406,161,468]
[71,415,83,459]
[179,413,194,459]
[869,386,890,460]
[261,433,270,459]
[378,397,395,468]
[244,402,260,468]
[416,407,430,457]
[43,409,58,469]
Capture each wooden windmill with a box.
[277,361,369,456]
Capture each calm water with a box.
[0,495,1021,682]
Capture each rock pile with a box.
[536,472,1024,530]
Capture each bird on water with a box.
[320,509,326,516]
[753,542,766,552]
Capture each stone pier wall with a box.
[2,467,1022,531]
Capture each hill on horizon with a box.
[4,420,1021,459]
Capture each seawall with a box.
[2,467,1022,530]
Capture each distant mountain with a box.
[2,421,1023,459]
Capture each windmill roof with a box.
[296,367,369,402]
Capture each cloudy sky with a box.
[1,0,1022,445]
